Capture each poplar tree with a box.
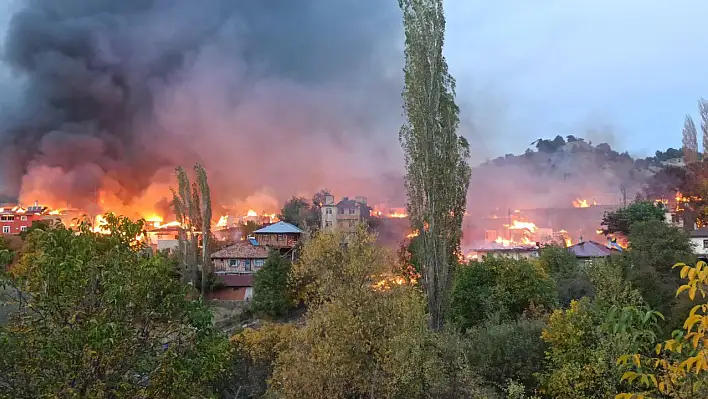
[699,98,708,158]
[682,114,698,164]
[398,0,471,330]
[195,163,212,298]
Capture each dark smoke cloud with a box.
[0,0,404,212]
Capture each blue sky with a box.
[445,0,708,159]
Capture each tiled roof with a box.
[210,241,268,259]
[567,241,615,258]
[217,274,254,287]
[254,221,303,234]
[690,227,708,237]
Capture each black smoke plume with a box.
[0,0,404,212]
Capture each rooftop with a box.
[690,227,708,238]
[567,241,616,258]
[216,274,254,287]
[254,221,303,234]
[210,241,269,259]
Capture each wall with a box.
[691,237,708,257]
[256,233,300,248]
[213,258,266,273]
[321,205,337,231]
[0,213,45,235]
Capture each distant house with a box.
[689,227,708,259]
[320,195,371,233]
[567,240,620,265]
[210,239,269,301]
[253,221,303,254]
[209,221,303,301]
[466,243,540,261]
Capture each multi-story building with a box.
[0,203,53,235]
[320,195,371,233]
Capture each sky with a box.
[0,0,706,162]
[445,0,708,160]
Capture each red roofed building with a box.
[209,240,269,301]
[0,203,54,235]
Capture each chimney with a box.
[342,196,349,202]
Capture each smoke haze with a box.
[0,0,405,214]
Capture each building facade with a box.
[320,195,371,233]
[0,204,53,235]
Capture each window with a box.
[277,234,285,241]
[20,226,27,232]
[244,259,252,272]
[0,215,14,222]
[326,208,332,214]
[349,208,355,214]
[338,208,344,214]
[349,220,356,227]
[703,239,708,249]
[2,226,9,234]
[229,259,238,267]
[20,216,27,221]
[254,259,265,268]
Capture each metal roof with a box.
[253,221,303,234]
[567,241,615,258]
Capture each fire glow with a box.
[572,198,599,208]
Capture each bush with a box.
[448,257,557,331]
[251,251,293,318]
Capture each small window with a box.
[277,234,285,241]
[229,259,238,267]
[2,226,9,234]
[244,259,251,272]
[703,239,708,249]
[254,259,265,268]
[349,208,355,214]
[326,208,332,215]
[20,226,27,232]
[20,216,27,221]
[338,208,344,214]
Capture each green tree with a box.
[194,163,212,298]
[278,196,311,228]
[624,220,695,329]
[600,201,666,237]
[398,0,471,330]
[18,219,51,240]
[240,220,260,238]
[448,257,557,332]
[270,226,482,398]
[539,245,594,306]
[683,114,699,164]
[251,251,292,318]
[0,215,231,398]
[537,260,660,399]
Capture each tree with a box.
[0,215,232,398]
[194,163,212,298]
[398,0,471,330]
[251,250,292,318]
[278,196,311,229]
[539,244,593,306]
[269,226,483,398]
[616,261,708,398]
[683,114,699,164]
[240,220,260,238]
[700,98,708,158]
[172,166,196,285]
[448,257,557,332]
[18,219,51,240]
[600,200,666,237]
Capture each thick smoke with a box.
[0,0,405,214]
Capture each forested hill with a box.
[467,135,683,213]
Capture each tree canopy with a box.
[0,215,231,398]
[600,200,666,236]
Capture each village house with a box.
[567,239,621,266]
[320,195,371,233]
[209,221,303,301]
[0,202,58,235]
[689,227,708,260]
[467,243,540,261]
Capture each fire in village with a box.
[4,0,708,398]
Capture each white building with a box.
[690,227,708,258]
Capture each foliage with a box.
[448,257,557,332]
[0,215,232,398]
[251,251,293,319]
[600,201,667,237]
[682,114,699,164]
[537,259,657,399]
[230,323,296,398]
[465,316,547,394]
[18,219,51,240]
[625,220,695,328]
[278,189,330,231]
[538,244,577,277]
[240,220,260,238]
[270,226,483,398]
[398,0,471,330]
[194,163,213,298]
[616,261,708,399]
